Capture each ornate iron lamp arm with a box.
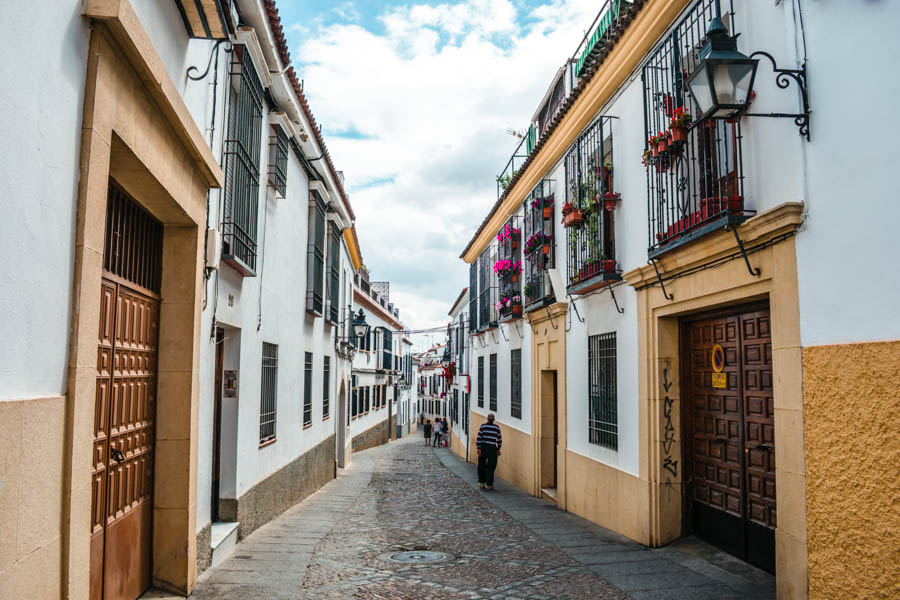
[743,52,810,141]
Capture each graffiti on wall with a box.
[662,365,678,477]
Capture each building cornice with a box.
[354,288,404,330]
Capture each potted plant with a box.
[601,258,617,273]
[532,194,554,219]
[523,281,536,298]
[497,223,520,248]
[602,158,613,181]
[642,149,652,170]
[656,131,669,154]
[511,295,523,317]
[563,209,583,228]
[603,191,621,211]
[669,107,693,142]
[562,201,575,215]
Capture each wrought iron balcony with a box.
[496,216,522,322]
[477,245,498,331]
[572,1,634,79]
[565,116,620,295]
[496,132,531,200]
[642,0,753,258]
[523,179,556,311]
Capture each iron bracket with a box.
[187,39,233,81]
[489,329,499,344]
[650,258,674,301]
[514,320,524,339]
[528,318,538,335]
[727,226,761,277]
[500,325,510,342]
[566,294,585,323]
[743,53,810,142]
[545,307,558,330]
[607,283,625,314]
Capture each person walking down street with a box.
[419,410,424,425]
[423,419,432,446]
[477,414,502,490]
[432,418,443,447]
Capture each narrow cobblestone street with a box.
[147,436,777,600]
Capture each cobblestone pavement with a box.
[168,435,775,600]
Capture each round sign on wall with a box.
[711,344,726,372]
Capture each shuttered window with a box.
[589,332,617,450]
[469,263,478,331]
[323,356,330,419]
[222,45,263,276]
[382,329,393,371]
[260,343,278,443]
[477,356,484,408]
[306,192,326,315]
[327,223,341,323]
[489,353,498,412]
[303,352,313,427]
[511,349,522,419]
[268,124,288,197]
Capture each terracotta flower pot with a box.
[543,206,552,219]
[512,305,522,316]
[651,145,660,158]
[542,244,550,255]
[512,273,519,283]
[671,126,687,142]
[602,259,617,273]
[657,138,668,154]
[563,210,583,228]
[512,239,518,250]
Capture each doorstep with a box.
[541,487,558,505]
[210,521,240,567]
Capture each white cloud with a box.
[293,0,600,329]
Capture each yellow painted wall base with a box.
[470,413,535,493]
[565,450,650,545]
[803,340,900,599]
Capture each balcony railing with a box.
[572,1,633,79]
[565,116,620,295]
[642,0,752,258]
[496,132,530,200]
[523,179,556,310]
[496,216,522,322]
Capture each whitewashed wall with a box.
[0,4,89,399]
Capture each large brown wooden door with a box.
[683,306,775,573]
[91,181,162,600]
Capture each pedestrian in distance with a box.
[423,419,432,446]
[432,418,443,447]
[476,413,502,490]
[419,410,424,425]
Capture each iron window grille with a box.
[351,375,358,419]
[489,353,498,413]
[381,329,393,371]
[326,222,341,323]
[537,75,567,137]
[268,124,288,197]
[458,313,467,373]
[565,115,620,295]
[477,356,485,408]
[523,178,556,311]
[104,180,163,293]
[643,0,749,258]
[222,45,263,277]
[588,332,617,450]
[497,216,522,322]
[469,263,479,331]
[463,392,470,435]
[306,191,326,316]
[477,246,498,331]
[303,352,313,427]
[365,386,370,413]
[323,356,330,419]
[511,349,522,419]
[260,342,278,443]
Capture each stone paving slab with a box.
[145,435,774,599]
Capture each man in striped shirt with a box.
[476,413,502,490]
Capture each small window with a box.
[323,356,330,419]
[510,349,522,419]
[303,352,313,427]
[477,356,485,408]
[260,342,278,444]
[588,332,617,450]
[489,353,498,412]
[268,124,288,197]
[306,192,326,316]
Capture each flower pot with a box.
[602,259,617,273]
[651,145,659,158]
[512,273,519,283]
[542,244,550,256]
[671,126,687,142]
[563,210,583,228]
[512,239,518,250]
[657,139,668,154]
[512,305,522,316]
[543,206,552,219]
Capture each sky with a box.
[279,0,600,344]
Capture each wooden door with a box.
[91,181,162,600]
[683,306,775,573]
[211,327,225,522]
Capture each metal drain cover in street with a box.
[379,550,453,564]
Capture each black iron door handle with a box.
[755,444,773,451]
[110,448,125,463]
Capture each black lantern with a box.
[351,308,369,339]
[440,349,451,369]
[687,15,758,120]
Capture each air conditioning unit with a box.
[206,228,221,270]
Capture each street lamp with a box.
[351,308,369,340]
[686,15,758,120]
[441,349,451,369]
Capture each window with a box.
[365,386,370,413]
[477,247,497,330]
[523,178,555,309]
[565,116,619,294]
[589,332,617,450]
[326,223,341,323]
[489,353,498,412]
[463,392,470,435]
[303,352,313,427]
[323,356,330,419]
[511,349,522,419]
[381,329,393,371]
[469,263,479,331]
[268,124,288,197]
[351,375,358,419]
[458,313,467,373]
[306,192,326,315]
[642,0,747,257]
[260,342,278,443]
[477,356,484,408]
[222,45,264,276]
[497,215,522,322]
